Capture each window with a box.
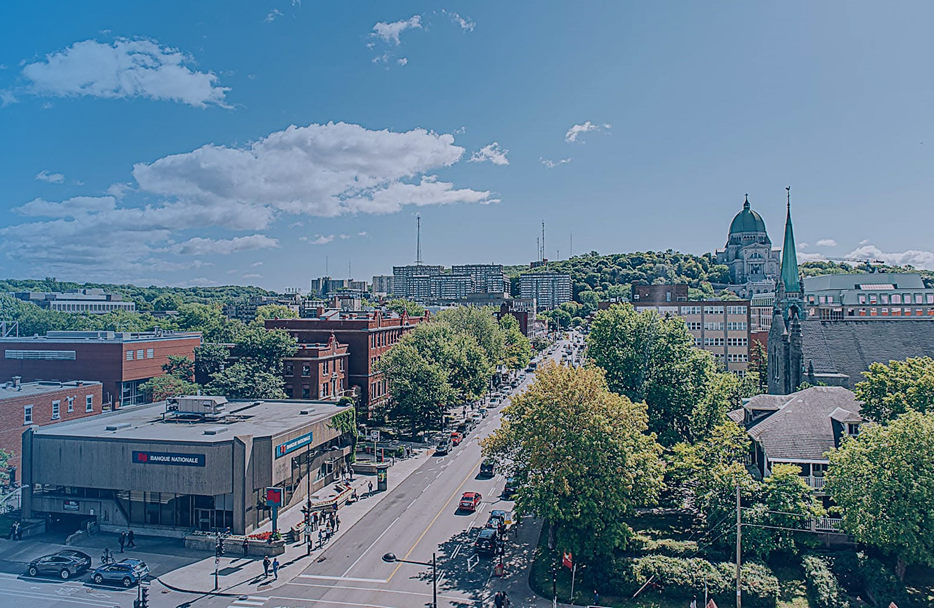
[704,322,724,331]
[903,294,912,304]
[858,294,867,304]
[727,305,747,315]
[136,349,144,360]
[52,400,60,420]
[927,294,934,304]
[86,395,93,412]
[847,423,860,438]
[869,294,877,305]
[302,364,310,377]
[881,308,889,316]
[127,351,134,361]
[704,306,724,315]
[146,348,154,359]
[324,360,329,374]
[891,294,901,304]
[24,405,33,425]
[916,294,924,304]
[680,306,701,315]
[302,386,311,399]
[685,321,702,331]
[881,294,889,304]
[67,397,74,413]
[727,321,747,331]
[285,363,294,376]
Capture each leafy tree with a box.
[827,410,934,580]
[194,343,230,380]
[587,303,720,445]
[499,314,532,370]
[688,371,741,441]
[435,306,505,365]
[254,304,298,322]
[401,322,491,402]
[151,293,183,311]
[385,299,426,317]
[853,357,934,423]
[206,362,287,399]
[236,325,298,373]
[163,354,195,382]
[140,374,199,402]
[378,340,453,436]
[482,363,663,560]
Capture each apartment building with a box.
[518,272,573,311]
[282,335,349,401]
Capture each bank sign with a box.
[275,431,313,458]
[132,451,205,467]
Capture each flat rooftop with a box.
[0,380,102,401]
[31,398,348,443]
[0,330,202,344]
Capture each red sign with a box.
[562,551,572,569]
[266,487,283,506]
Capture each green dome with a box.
[729,196,768,234]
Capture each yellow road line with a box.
[387,457,481,581]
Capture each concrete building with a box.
[802,273,934,320]
[0,379,103,471]
[282,335,350,401]
[518,272,572,311]
[21,396,354,536]
[371,275,394,296]
[496,298,540,338]
[392,265,443,300]
[430,274,474,303]
[631,284,689,304]
[266,308,428,415]
[223,294,302,323]
[716,195,782,298]
[0,330,202,408]
[451,264,509,294]
[12,289,135,314]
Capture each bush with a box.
[629,533,699,557]
[830,552,912,608]
[802,555,850,608]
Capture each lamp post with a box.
[382,552,436,608]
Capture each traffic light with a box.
[140,587,149,608]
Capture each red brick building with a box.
[0,330,201,408]
[283,334,350,401]
[266,309,428,414]
[0,378,103,471]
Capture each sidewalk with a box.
[158,448,431,596]
[490,515,576,608]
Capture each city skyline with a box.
[3,2,934,290]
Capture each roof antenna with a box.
[416,214,422,265]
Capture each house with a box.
[729,386,864,497]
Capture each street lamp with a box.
[382,552,437,608]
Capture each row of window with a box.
[727,337,748,347]
[726,306,748,315]
[854,293,933,305]
[371,379,388,399]
[126,348,155,361]
[705,322,724,331]
[24,395,94,424]
[727,353,748,362]
[370,329,403,349]
[850,307,934,317]
[727,321,747,331]
[284,358,346,377]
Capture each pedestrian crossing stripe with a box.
[231,596,269,607]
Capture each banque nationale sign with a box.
[132,451,206,467]
[275,431,313,458]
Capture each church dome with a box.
[729,195,768,234]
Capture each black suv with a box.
[474,528,498,555]
[479,460,495,477]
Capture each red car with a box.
[450,432,464,446]
[459,491,482,512]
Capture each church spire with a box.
[780,186,801,294]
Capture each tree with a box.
[499,315,532,370]
[206,362,287,399]
[236,325,298,372]
[853,357,934,423]
[194,343,230,380]
[140,374,199,402]
[378,340,453,436]
[385,299,426,317]
[254,304,298,322]
[482,363,663,560]
[587,303,721,445]
[393,322,491,403]
[688,371,741,441]
[827,410,934,580]
[435,306,505,365]
[151,293,183,311]
[163,355,195,382]
[749,341,768,394]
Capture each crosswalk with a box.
[229,596,269,607]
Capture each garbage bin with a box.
[376,466,388,492]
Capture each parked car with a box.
[27,550,92,579]
[456,422,469,436]
[479,460,495,477]
[450,432,464,446]
[478,408,488,418]
[435,439,451,455]
[487,510,510,530]
[91,558,149,587]
[503,477,518,499]
[474,528,499,555]
[459,491,482,512]
[470,412,483,424]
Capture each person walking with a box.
[312,511,318,531]
[262,555,270,578]
[593,590,600,606]
[272,557,280,580]
[502,591,511,607]
[318,527,323,549]
[241,538,249,557]
[367,480,373,496]
[118,531,126,553]
[126,529,136,548]
[335,514,340,532]
[494,591,504,608]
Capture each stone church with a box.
[716,195,782,298]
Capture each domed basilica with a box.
[715,195,781,298]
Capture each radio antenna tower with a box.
[541,221,546,264]
[416,214,422,265]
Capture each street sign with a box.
[369,430,380,442]
[266,487,283,507]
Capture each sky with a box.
[2,1,934,290]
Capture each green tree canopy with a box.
[482,363,663,560]
[378,340,453,436]
[254,304,298,322]
[499,314,532,370]
[853,357,934,423]
[827,410,934,579]
[385,299,426,317]
[435,306,505,365]
[205,362,287,400]
[236,325,298,373]
[194,343,230,379]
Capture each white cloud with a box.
[372,15,421,45]
[0,90,17,106]
[358,231,368,237]
[816,239,837,247]
[846,244,934,270]
[265,9,283,22]
[797,251,828,262]
[172,234,279,255]
[35,170,65,184]
[13,196,117,217]
[242,273,263,279]
[397,58,408,66]
[444,10,475,31]
[106,182,132,199]
[302,234,334,245]
[469,142,509,166]
[799,242,809,249]
[18,38,230,108]
[859,239,870,245]
[250,261,263,267]
[540,157,572,168]
[565,121,611,143]
[339,234,351,240]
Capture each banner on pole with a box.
[562,551,573,569]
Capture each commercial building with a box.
[631,284,689,304]
[22,396,354,536]
[802,273,934,320]
[282,335,350,401]
[0,330,202,408]
[392,265,443,300]
[266,308,428,414]
[715,195,782,298]
[371,275,394,296]
[11,289,135,314]
[518,272,573,311]
[0,379,103,471]
[451,264,509,294]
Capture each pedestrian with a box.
[318,528,323,548]
[502,591,510,607]
[272,557,280,579]
[118,531,126,553]
[367,480,373,496]
[126,529,136,548]
[494,591,504,608]
[335,514,340,532]
[262,555,270,578]
[594,590,600,606]
[349,468,353,481]
[242,538,249,557]
[312,511,318,531]
[14,521,20,541]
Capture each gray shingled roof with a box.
[727,408,745,424]
[801,318,934,388]
[746,386,862,462]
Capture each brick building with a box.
[282,335,350,401]
[0,379,102,471]
[266,308,428,414]
[0,330,202,408]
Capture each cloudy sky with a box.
[2,1,934,289]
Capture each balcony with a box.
[803,475,827,492]
[812,517,843,533]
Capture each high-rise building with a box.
[430,274,474,302]
[518,272,572,310]
[451,264,508,294]
[392,265,443,300]
[371,275,394,296]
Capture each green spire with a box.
[780,186,800,293]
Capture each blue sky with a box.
[2,1,934,289]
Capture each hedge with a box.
[802,555,850,608]
[830,553,912,608]
[629,533,699,557]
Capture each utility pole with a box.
[736,480,742,608]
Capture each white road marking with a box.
[0,587,116,607]
[407,498,417,509]
[231,599,267,607]
[342,515,399,576]
[285,583,464,601]
[297,574,388,583]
